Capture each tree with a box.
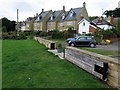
[89,16,99,21]
[1,17,16,32]
[104,8,120,17]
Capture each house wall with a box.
[64,20,77,30]
[47,22,57,31]
[97,25,112,30]
[89,25,96,33]
[57,22,66,31]
[29,19,34,31]
[78,20,89,34]
[79,7,89,20]
[42,11,53,31]
[21,26,26,31]
[34,22,42,31]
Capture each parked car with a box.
[67,36,96,48]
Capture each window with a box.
[50,16,53,20]
[62,15,65,19]
[78,37,86,40]
[60,23,63,26]
[83,22,85,26]
[67,22,72,25]
[87,37,92,40]
[70,11,74,17]
[39,16,42,20]
[82,32,86,34]
[62,13,65,19]
[26,24,29,27]
[49,23,52,26]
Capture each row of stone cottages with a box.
[17,2,113,34]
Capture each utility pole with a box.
[17,9,19,36]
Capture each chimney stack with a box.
[83,2,86,8]
[63,6,65,11]
[42,9,44,12]
[36,13,38,16]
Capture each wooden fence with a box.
[65,47,120,88]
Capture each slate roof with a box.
[35,11,49,22]
[92,18,113,26]
[48,10,62,22]
[26,17,33,22]
[16,22,26,28]
[59,11,69,22]
[64,7,82,21]
[78,18,99,28]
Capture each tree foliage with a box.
[89,16,99,21]
[0,17,16,32]
[104,8,120,17]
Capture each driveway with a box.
[96,41,119,51]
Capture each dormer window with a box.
[37,16,39,21]
[39,16,42,20]
[62,13,65,20]
[70,11,74,17]
[50,14,54,20]
[50,16,53,20]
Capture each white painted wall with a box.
[97,25,112,30]
[78,19,90,34]
[21,26,26,31]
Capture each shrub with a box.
[51,30,63,39]
[39,31,47,37]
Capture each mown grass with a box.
[2,40,107,88]
[78,47,119,56]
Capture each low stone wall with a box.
[65,47,120,88]
[34,37,56,50]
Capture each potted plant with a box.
[57,43,62,53]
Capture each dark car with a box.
[67,36,96,48]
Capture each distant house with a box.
[61,2,89,32]
[57,10,69,31]
[20,2,89,33]
[20,17,34,31]
[47,9,64,31]
[92,18,113,30]
[34,9,52,31]
[21,22,26,31]
[78,18,97,34]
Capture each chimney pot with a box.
[83,2,86,7]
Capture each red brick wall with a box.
[89,26,95,33]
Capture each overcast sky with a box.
[0,0,119,21]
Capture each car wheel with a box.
[90,43,95,48]
[71,43,75,47]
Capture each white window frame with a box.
[60,23,63,26]
[67,21,72,26]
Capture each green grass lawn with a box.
[0,40,2,89]
[78,47,119,56]
[2,40,107,88]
